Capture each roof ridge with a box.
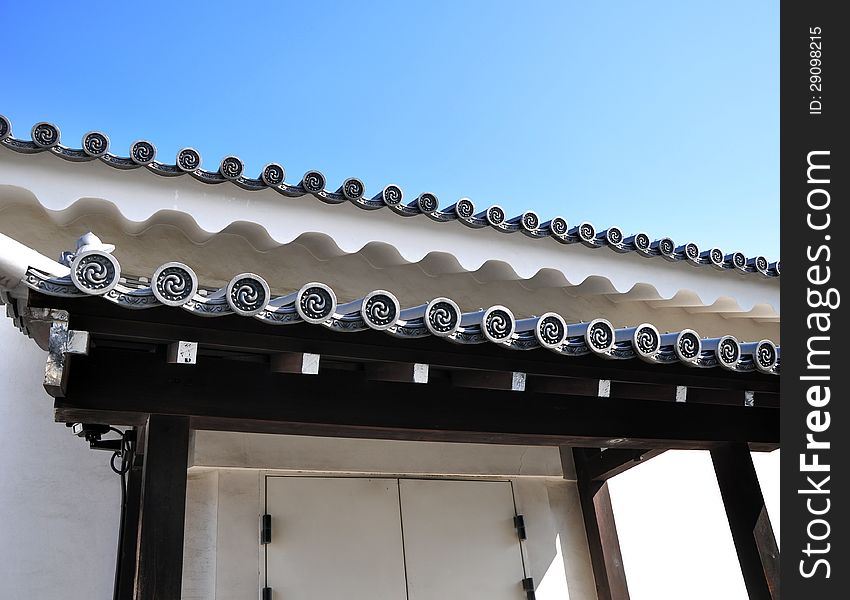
[0,115,780,278]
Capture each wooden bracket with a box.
[365,362,429,384]
[167,341,198,365]
[29,309,90,398]
[452,370,526,391]
[271,352,320,375]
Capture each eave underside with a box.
[38,293,780,452]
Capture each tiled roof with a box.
[19,233,780,375]
[0,115,780,278]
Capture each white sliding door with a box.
[265,477,408,599]
[399,479,527,600]
[265,477,527,599]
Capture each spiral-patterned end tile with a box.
[361,290,400,330]
[714,335,741,370]
[674,329,702,362]
[535,312,567,349]
[585,319,615,354]
[70,251,121,295]
[605,227,624,246]
[728,252,747,270]
[520,211,539,231]
[633,232,651,252]
[301,171,326,194]
[754,340,778,373]
[0,114,10,141]
[261,163,286,186]
[31,122,60,148]
[632,323,661,358]
[487,206,506,227]
[455,198,475,219]
[130,140,156,165]
[340,178,365,201]
[381,184,403,206]
[572,222,595,243]
[82,131,110,157]
[425,297,462,337]
[417,193,439,213]
[219,156,244,180]
[177,148,201,172]
[549,217,569,237]
[751,256,769,275]
[706,247,724,267]
[295,282,337,324]
[771,261,781,275]
[656,237,675,257]
[684,243,700,262]
[226,273,270,316]
[482,305,515,344]
[152,262,198,307]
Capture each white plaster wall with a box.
[183,432,598,600]
[214,470,261,600]
[192,430,564,477]
[513,478,597,600]
[0,318,121,599]
[182,470,219,600]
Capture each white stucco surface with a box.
[0,318,120,599]
[192,430,566,478]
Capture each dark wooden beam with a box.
[686,388,748,406]
[572,448,630,600]
[116,425,145,600]
[56,347,779,450]
[710,443,780,600]
[525,375,600,396]
[133,415,190,600]
[270,352,320,374]
[364,361,429,383]
[452,369,525,391]
[581,448,667,482]
[609,382,677,402]
[32,294,780,393]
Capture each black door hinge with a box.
[514,514,527,540]
[522,577,536,599]
[262,586,272,600]
[260,514,272,545]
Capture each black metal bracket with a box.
[260,514,272,545]
[514,514,527,541]
[90,439,122,451]
[522,577,536,599]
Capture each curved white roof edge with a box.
[0,116,780,278]
[0,150,779,314]
[0,231,68,295]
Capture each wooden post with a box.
[133,415,190,600]
[572,448,631,600]
[116,425,145,600]
[710,443,780,600]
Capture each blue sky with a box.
[3,0,778,258]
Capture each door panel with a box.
[265,477,408,600]
[399,479,526,600]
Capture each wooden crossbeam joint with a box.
[36,309,90,398]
